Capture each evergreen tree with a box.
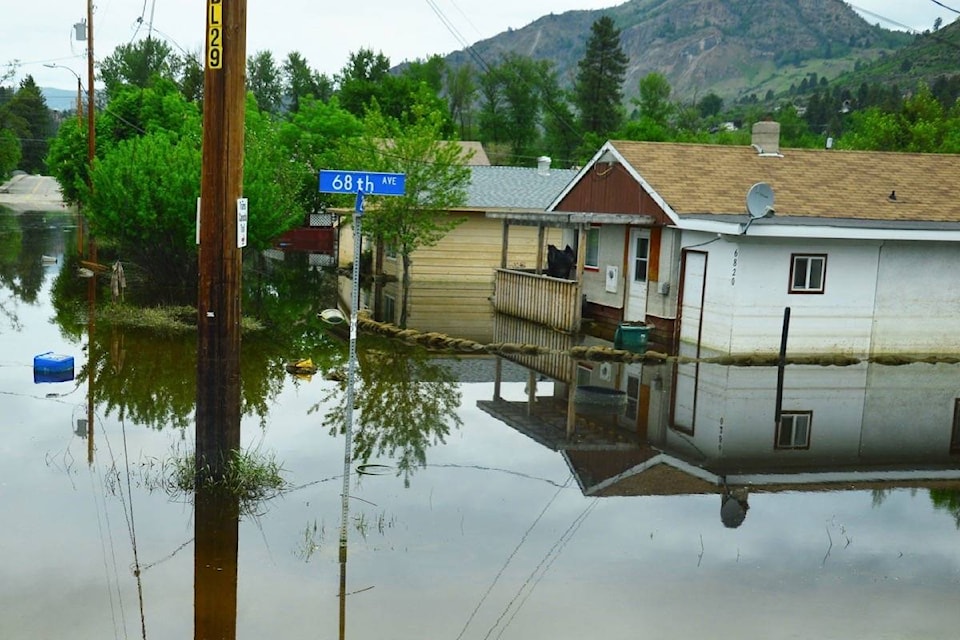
[247,50,284,114]
[573,16,628,137]
[5,76,52,173]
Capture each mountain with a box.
[830,17,960,92]
[41,87,81,112]
[443,0,912,102]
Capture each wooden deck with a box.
[491,268,582,333]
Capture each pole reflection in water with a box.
[85,268,96,465]
[194,485,240,640]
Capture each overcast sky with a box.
[2,0,957,91]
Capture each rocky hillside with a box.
[443,0,911,102]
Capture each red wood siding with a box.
[554,163,670,224]
[273,227,336,253]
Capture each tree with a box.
[87,129,202,298]
[492,54,542,161]
[338,49,451,130]
[99,38,177,100]
[699,92,724,119]
[282,51,332,113]
[247,50,284,114]
[5,76,52,173]
[0,82,22,177]
[633,72,674,127]
[58,82,303,300]
[573,16,628,137]
[445,63,477,139]
[278,96,362,216]
[346,101,471,328]
[476,54,570,163]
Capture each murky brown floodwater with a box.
[2,207,960,639]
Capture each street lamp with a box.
[43,64,83,126]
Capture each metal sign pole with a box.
[339,191,364,564]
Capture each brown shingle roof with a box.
[609,140,960,223]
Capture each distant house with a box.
[490,123,960,358]
[341,158,578,341]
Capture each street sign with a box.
[318,170,406,197]
[237,198,248,248]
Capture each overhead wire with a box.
[485,497,601,640]
[423,0,586,163]
[454,473,573,640]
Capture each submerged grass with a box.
[98,302,265,334]
[142,448,289,515]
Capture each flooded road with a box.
[2,207,960,639]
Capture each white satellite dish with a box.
[745,182,775,219]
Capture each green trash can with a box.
[614,323,650,353]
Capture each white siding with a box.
[871,241,960,355]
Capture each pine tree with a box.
[573,16,628,137]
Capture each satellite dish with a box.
[745,182,775,219]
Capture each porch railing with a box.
[492,268,581,333]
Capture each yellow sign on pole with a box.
[207,0,223,69]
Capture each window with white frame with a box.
[585,227,600,269]
[776,411,812,449]
[634,236,650,282]
[790,254,826,293]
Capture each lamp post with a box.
[43,64,83,126]
[43,63,86,253]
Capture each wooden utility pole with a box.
[196,0,247,476]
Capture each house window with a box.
[576,364,593,386]
[385,244,398,261]
[585,227,600,269]
[776,411,812,449]
[634,236,650,282]
[790,254,826,293]
[383,294,396,325]
[624,374,640,420]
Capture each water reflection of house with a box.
[480,314,960,500]
[341,159,578,342]
[490,122,960,357]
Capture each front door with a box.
[624,228,650,322]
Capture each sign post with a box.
[319,169,405,574]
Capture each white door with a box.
[678,250,707,352]
[673,250,708,433]
[624,229,650,322]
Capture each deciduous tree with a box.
[346,101,470,327]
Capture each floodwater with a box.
[2,207,960,639]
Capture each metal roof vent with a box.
[537,156,551,176]
[751,121,782,157]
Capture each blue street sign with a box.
[319,170,406,197]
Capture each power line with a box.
[928,0,960,16]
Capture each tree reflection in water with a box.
[315,334,463,487]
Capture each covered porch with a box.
[488,211,656,338]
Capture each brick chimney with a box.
[751,121,781,156]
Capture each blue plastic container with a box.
[33,352,75,383]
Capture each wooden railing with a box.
[492,313,578,382]
[492,268,581,333]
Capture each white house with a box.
[494,123,960,358]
